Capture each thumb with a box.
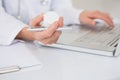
[29,13,44,27]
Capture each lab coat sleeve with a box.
[51,0,84,25]
[0,0,28,45]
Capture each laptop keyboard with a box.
[76,24,120,47]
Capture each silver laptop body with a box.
[35,24,120,57]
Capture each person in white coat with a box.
[0,0,114,45]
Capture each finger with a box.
[45,21,59,36]
[103,13,114,27]
[89,11,114,27]
[29,13,44,27]
[38,21,59,39]
[58,17,64,27]
[33,31,46,41]
[41,31,61,44]
[95,14,113,27]
[50,31,61,43]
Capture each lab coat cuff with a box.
[1,24,27,45]
[73,9,84,24]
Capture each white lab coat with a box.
[0,0,83,45]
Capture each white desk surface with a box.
[0,42,120,80]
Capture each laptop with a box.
[35,18,120,57]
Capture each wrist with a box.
[16,27,35,41]
[79,10,86,22]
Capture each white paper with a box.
[0,42,42,73]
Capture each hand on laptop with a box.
[79,10,114,28]
[29,13,63,44]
